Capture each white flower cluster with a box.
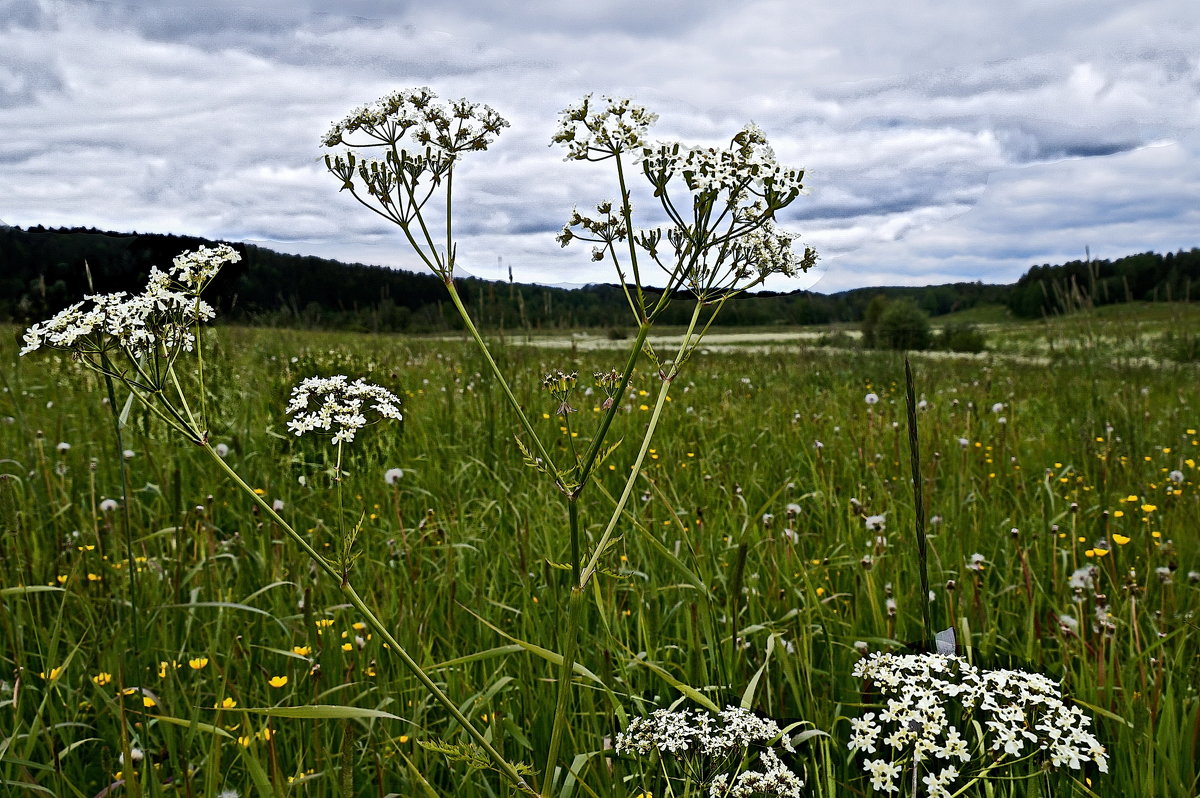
[171,244,240,291]
[322,89,508,254]
[551,94,659,161]
[322,87,508,155]
[285,376,402,445]
[654,124,805,202]
[615,706,803,797]
[19,247,234,360]
[850,653,1107,795]
[734,220,817,282]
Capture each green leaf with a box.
[632,659,719,713]
[135,713,233,739]
[234,705,405,722]
[1071,698,1132,728]
[0,586,64,597]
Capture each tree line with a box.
[1,225,1194,332]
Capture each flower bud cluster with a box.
[556,201,630,261]
[542,370,578,415]
[593,369,622,409]
[850,652,1107,795]
[615,705,802,797]
[285,375,402,445]
[551,95,658,161]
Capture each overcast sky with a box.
[3,0,1198,292]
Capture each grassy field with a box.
[2,314,1198,797]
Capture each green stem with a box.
[614,153,644,309]
[540,586,584,797]
[335,441,347,582]
[571,321,652,497]
[199,443,533,793]
[578,302,703,588]
[99,366,141,673]
[905,357,933,645]
[568,500,581,588]
[442,279,560,487]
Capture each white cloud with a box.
[1,0,1198,293]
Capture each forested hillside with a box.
[2,224,1194,331]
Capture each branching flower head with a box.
[615,705,803,797]
[552,94,658,161]
[849,652,1108,793]
[20,246,233,363]
[285,376,402,445]
[321,89,507,274]
[322,88,507,156]
[170,244,240,292]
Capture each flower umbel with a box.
[849,652,1108,793]
[615,705,803,797]
[285,376,402,445]
[551,94,658,161]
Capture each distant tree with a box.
[860,294,889,348]
[876,299,932,350]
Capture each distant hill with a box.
[1,225,1196,332]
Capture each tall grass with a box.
[2,323,1197,795]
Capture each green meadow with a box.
[2,311,1198,796]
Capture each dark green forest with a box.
[2,225,1196,332]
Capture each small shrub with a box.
[817,329,858,348]
[938,322,987,353]
[1157,330,1200,362]
[876,298,932,350]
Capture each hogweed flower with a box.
[614,705,803,797]
[170,244,240,292]
[285,376,402,445]
[554,97,815,305]
[322,88,508,255]
[20,245,236,393]
[850,652,1108,794]
[551,94,658,161]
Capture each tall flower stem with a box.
[99,362,141,669]
[540,585,584,797]
[580,299,703,590]
[904,357,933,645]
[442,279,561,489]
[539,302,702,793]
[199,441,533,794]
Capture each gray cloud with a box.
[1,0,1198,293]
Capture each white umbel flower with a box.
[285,376,402,445]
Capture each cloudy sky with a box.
[3,0,1198,293]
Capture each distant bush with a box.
[1157,330,1200,362]
[874,298,932,350]
[816,329,858,349]
[937,323,987,353]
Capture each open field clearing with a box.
[3,317,1198,796]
